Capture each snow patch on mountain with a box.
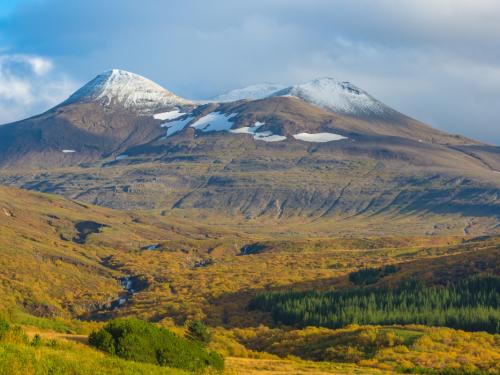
[160,113,287,142]
[190,112,238,132]
[230,121,286,142]
[153,110,185,120]
[62,69,191,113]
[212,84,286,102]
[293,132,347,143]
[274,78,388,115]
[161,116,193,137]
[230,121,265,134]
[161,112,239,138]
[62,149,76,153]
[255,134,287,142]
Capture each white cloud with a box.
[27,56,53,75]
[0,54,78,124]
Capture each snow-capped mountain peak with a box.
[61,69,192,113]
[211,77,393,116]
[272,78,390,115]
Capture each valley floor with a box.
[0,186,498,374]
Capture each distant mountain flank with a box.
[0,68,498,230]
[0,67,491,167]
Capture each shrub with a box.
[349,265,399,285]
[349,268,381,285]
[89,329,115,354]
[324,345,364,362]
[31,334,42,347]
[88,318,224,372]
[0,316,9,340]
[185,320,211,346]
[0,318,28,345]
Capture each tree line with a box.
[249,275,500,333]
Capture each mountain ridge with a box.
[0,69,497,232]
[271,78,393,116]
[211,83,288,102]
[211,77,408,118]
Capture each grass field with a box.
[5,321,498,375]
[0,328,187,375]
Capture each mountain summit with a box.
[273,78,392,116]
[212,78,393,116]
[60,69,192,113]
[211,83,287,102]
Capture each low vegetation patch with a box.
[249,275,500,333]
[0,325,185,375]
[72,220,109,244]
[230,325,500,373]
[348,265,399,285]
[89,318,224,372]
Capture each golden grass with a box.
[0,185,499,374]
[19,325,393,375]
[1,181,498,325]
[225,357,392,374]
[222,325,500,373]
[0,329,187,375]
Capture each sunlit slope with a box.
[0,185,226,317]
[1,184,498,327]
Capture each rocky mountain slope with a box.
[0,69,498,234]
[0,70,194,168]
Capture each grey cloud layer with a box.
[1,0,499,144]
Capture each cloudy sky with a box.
[0,0,499,144]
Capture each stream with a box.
[81,257,150,320]
[110,276,140,310]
